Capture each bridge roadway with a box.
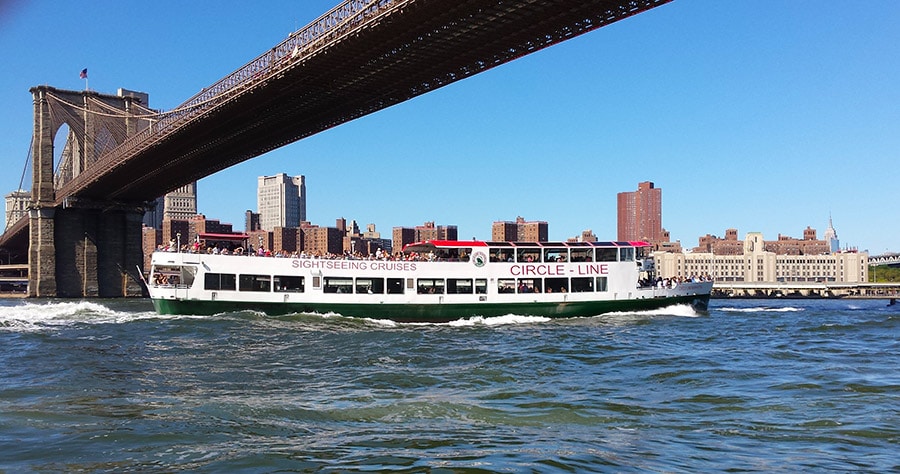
[868,253,900,266]
[0,0,670,257]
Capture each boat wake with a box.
[448,314,552,326]
[0,300,170,332]
[364,307,701,327]
[719,306,804,313]
[601,303,703,319]
[355,314,552,327]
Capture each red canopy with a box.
[198,233,249,242]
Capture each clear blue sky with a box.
[1,1,898,254]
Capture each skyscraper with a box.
[257,174,306,231]
[617,181,663,243]
[823,215,840,253]
[164,183,198,221]
[142,183,197,230]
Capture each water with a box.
[1,298,897,472]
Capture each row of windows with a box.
[204,273,304,292]
[203,273,610,295]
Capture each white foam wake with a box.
[0,300,159,332]
[718,306,804,313]
[602,303,703,318]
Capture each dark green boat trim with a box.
[152,294,710,323]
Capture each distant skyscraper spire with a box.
[823,213,840,252]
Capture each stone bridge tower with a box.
[29,86,150,297]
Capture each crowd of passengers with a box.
[639,275,712,288]
[156,241,462,262]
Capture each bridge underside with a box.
[65,0,671,202]
[0,0,670,270]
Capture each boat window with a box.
[516,278,541,294]
[204,272,236,291]
[595,276,608,292]
[570,248,593,262]
[323,277,353,294]
[545,277,567,293]
[596,248,618,262]
[490,248,514,262]
[517,248,541,263]
[239,274,271,292]
[497,279,516,293]
[570,277,593,292]
[432,247,471,262]
[447,279,473,294]
[181,266,196,287]
[417,278,445,294]
[387,278,404,294]
[544,248,568,263]
[355,278,384,294]
[475,279,487,294]
[152,265,195,288]
[152,266,178,286]
[274,275,304,293]
[620,247,635,262]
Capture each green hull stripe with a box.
[152,294,710,323]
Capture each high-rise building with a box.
[245,210,261,232]
[164,183,198,221]
[491,216,548,242]
[257,174,306,231]
[143,182,197,230]
[823,215,840,253]
[617,181,663,244]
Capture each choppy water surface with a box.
[1,298,897,472]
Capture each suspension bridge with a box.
[0,0,671,297]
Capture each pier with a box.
[0,264,28,297]
[713,282,900,299]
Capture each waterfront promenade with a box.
[712,281,899,299]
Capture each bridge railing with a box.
[174,0,397,114]
[60,0,399,198]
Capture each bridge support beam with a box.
[28,87,58,297]
[28,208,57,297]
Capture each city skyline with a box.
[0,1,897,253]
[160,179,854,253]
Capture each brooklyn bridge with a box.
[0,0,670,297]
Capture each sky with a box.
[1,1,898,254]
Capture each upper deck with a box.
[402,240,651,265]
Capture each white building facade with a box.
[257,174,306,231]
[653,232,868,284]
[4,190,30,231]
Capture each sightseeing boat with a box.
[147,240,713,322]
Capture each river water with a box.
[1,298,897,472]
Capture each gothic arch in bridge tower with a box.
[30,86,148,194]
[28,86,151,298]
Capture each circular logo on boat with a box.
[473,251,487,268]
